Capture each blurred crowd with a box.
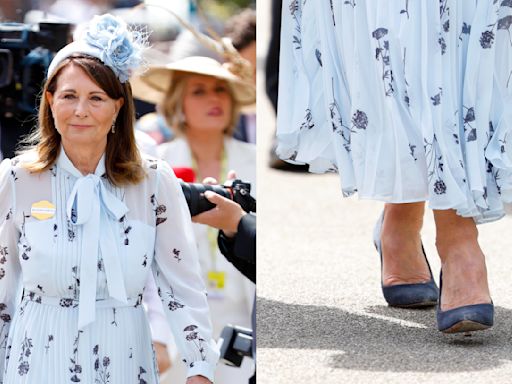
[0,1,256,383]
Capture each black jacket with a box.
[217,214,256,283]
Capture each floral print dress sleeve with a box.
[0,159,21,378]
[151,159,219,382]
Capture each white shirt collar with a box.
[56,145,106,178]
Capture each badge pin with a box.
[31,200,56,220]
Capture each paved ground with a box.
[256,1,512,383]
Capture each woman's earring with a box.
[111,120,116,134]
[178,111,186,129]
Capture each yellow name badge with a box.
[207,271,226,300]
[31,200,56,220]
[207,271,226,289]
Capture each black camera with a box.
[180,179,256,216]
[0,21,72,158]
[218,324,253,367]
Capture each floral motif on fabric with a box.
[0,246,6,281]
[183,325,206,362]
[18,292,42,319]
[93,344,112,384]
[351,110,369,130]
[19,214,32,261]
[400,0,410,19]
[161,285,185,311]
[172,248,181,263]
[315,49,322,67]
[69,331,83,382]
[137,366,148,384]
[329,0,336,25]
[300,109,315,130]
[463,106,477,142]
[66,266,80,299]
[425,135,447,195]
[44,335,54,354]
[0,303,11,350]
[150,195,167,226]
[119,215,132,246]
[439,0,449,54]
[329,92,352,152]
[289,0,303,49]
[17,333,32,376]
[372,28,394,96]
[431,88,442,106]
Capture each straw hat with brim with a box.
[131,56,255,106]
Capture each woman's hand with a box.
[153,342,171,374]
[186,375,212,384]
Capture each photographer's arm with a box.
[225,213,256,265]
[192,192,256,283]
[217,214,256,283]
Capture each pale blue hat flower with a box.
[47,13,148,83]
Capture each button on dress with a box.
[0,149,219,383]
[277,1,512,223]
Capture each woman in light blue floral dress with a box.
[0,14,218,382]
[277,1,512,333]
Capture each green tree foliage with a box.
[198,0,255,20]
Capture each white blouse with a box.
[0,148,218,383]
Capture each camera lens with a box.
[180,182,231,216]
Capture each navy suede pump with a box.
[373,212,439,308]
[436,272,494,333]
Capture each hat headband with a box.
[47,14,148,83]
[135,56,255,106]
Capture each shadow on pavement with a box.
[257,297,512,372]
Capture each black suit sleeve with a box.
[265,0,282,113]
[217,214,256,283]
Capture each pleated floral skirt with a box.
[276,0,512,223]
[3,297,159,383]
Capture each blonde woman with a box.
[137,56,256,383]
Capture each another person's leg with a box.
[380,202,432,286]
[433,209,491,310]
[265,0,281,112]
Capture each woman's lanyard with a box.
[191,147,228,272]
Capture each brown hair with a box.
[225,9,256,51]
[21,54,145,186]
[159,71,240,136]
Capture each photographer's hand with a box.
[192,191,246,237]
[201,170,237,187]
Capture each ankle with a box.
[441,258,487,281]
[436,237,485,268]
[381,233,421,257]
[434,209,479,251]
[383,205,424,234]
